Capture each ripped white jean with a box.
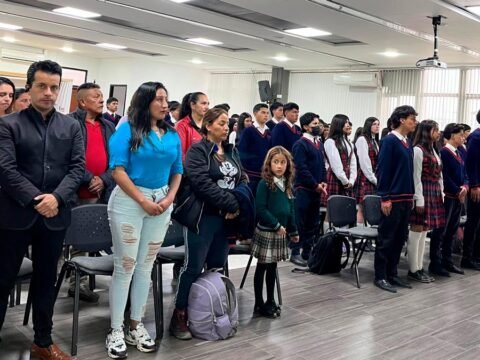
[108,185,172,329]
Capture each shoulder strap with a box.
[221,276,237,317]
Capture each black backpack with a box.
[307,230,350,274]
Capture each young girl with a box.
[321,114,357,207]
[251,146,299,318]
[408,120,444,283]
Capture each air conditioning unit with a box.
[333,72,381,88]
[1,47,46,63]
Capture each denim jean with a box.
[108,185,172,329]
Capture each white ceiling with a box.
[1,0,480,71]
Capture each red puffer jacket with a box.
[176,116,203,162]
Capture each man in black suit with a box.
[102,96,121,125]
[0,60,84,359]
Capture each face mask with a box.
[311,126,321,137]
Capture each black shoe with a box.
[428,264,450,277]
[258,303,277,318]
[419,269,435,282]
[461,259,480,270]
[265,300,281,317]
[253,302,263,317]
[374,279,397,293]
[68,283,99,303]
[290,254,307,267]
[443,264,464,275]
[388,276,412,289]
[408,271,429,283]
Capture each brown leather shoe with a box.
[31,343,73,360]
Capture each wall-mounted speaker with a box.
[258,80,273,102]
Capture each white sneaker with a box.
[125,323,157,353]
[106,328,128,359]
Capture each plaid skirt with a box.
[320,169,354,207]
[410,180,445,229]
[251,227,289,263]
[355,171,376,204]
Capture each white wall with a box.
[288,72,380,130]
[96,58,210,114]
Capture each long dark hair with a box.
[237,112,251,135]
[353,127,363,143]
[328,114,353,154]
[128,82,173,151]
[413,119,439,154]
[0,76,15,114]
[180,91,206,119]
[362,117,380,142]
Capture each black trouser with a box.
[430,197,461,267]
[0,219,65,347]
[293,188,320,258]
[374,201,411,281]
[463,195,480,261]
[175,215,229,310]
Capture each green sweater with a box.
[255,179,298,236]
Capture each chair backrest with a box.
[363,195,382,226]
[327,195,356,228]
[162,219,185,247]
[65,204,112,252]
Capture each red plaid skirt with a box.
[320,168,354,207]
[410,180,445,228]
[355,169,376,204]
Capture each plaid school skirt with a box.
[251,227,289,263]
[320,169,354,207]
[410,180,445,229]
[355,172,377,204]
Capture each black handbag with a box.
[172,191,204,234]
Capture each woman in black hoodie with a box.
[170,108,247,340]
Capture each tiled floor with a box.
[1,251,480,360]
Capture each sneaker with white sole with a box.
[106,328,128,359]
[125,323,157,353]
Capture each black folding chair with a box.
[327,195,378,288]
[151,219,185,340]
[9,257,33,308]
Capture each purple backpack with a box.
[188,271,238,340]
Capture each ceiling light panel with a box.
[186,37,223,45]
[285,27,331,37]
[53,7,101,19]
[466,6,480,16]
[96,43,127,49]
[0,22,22,30]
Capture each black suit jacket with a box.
[103,112,121,125]
[0,107,85,230]
[70,108,116,203]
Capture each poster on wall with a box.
[55,78,73,114]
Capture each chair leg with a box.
[275,268,282,306]
[158,262,164,340]
[23,284,33,326]
[354,262,360,289]
[9,288,14,308]
[71,268,80,356]
[89,275,96,291]
[239,255,253,289]
[224,259,229,278]
[55,264,68,299]
[16,281,22,305]
[151,261,161,341]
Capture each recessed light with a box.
[379,50,402,58]
[2,36,16,43]
[466,5,480,16]
[53,7,101,19]
[190,58,204,64]
[61,46,74,53]
[96,43,127,50]
[186,38,223,46]
[284,27,331,37]
[169,0,192,2]
[273,55,290,62]
[0,22,22,30]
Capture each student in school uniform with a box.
[407,120,443,283]
[355,117,380,221]
[462,112,480,270]
[374,105,417,293]
[429,123,467,275]
[238,103,272,195]
[271,102,302,152]
[320,114,357,207]
[291,112,327,266]
[267,101,284,131]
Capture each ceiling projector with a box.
[416,15,448,69]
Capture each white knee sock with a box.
[417,231,427,271]
[407,231,422,273]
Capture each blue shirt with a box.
[109,122,183,189]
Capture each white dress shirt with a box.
[324,137,357,186]
[254,121,267,135]
[355,136,378,186]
